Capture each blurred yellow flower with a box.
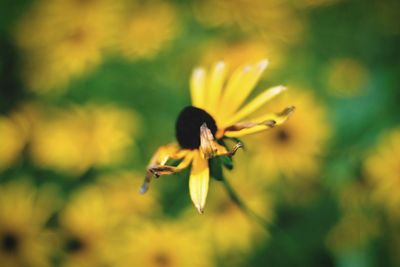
[186,159,274,253]
[0,116,26,171]
[248,89,330,183]
[15,0,121,92]
[97,171,160,222]
[89,105,140,166]
[141,60,294,213]
[201,39,285,70]
[29,104,140,175]
[59,186,120,267]
[325,58,368,97]
[194,0,304,44]
[326,211,379,253]
[326,181,379,252]
[364,128,400,220]
[296,0,342,8]
[117,1,178,59]
[118,222,212,267]
[0,181,58,267]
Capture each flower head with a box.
[117,1,178,60]
[0,116,26,171]
[248,89,330,183]
[15,0,121,92]
[29,103,139,175]
[0,181,59,267]
[364,128,400,220]
[141,60,294,213]
[59,186,120,267]
[117,222,212,267]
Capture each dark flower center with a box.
[276,129,290,143]
[175,106,217,149]
[65,237,86,253]
[1,232,19,254]
[153,252,171,267]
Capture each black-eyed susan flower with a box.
[200,38,285,71]
[193,0,304,44]
[0,116,26,171]
[117,1,178,60]
[59,186,120,267]
[97,172,161,223]
[141,60,294,213]
[0,181,59,267]
[15,0,121,92]
[325,181,379,253]
[29,103,139,175]
[364,128,400,220]
[248,89,330,184]
[117,221,212,267]
[325,58,368,97]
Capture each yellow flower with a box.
[248,89,330,183]
[185,157,274,253]
[0,116,26,171]
[141,60,294,214]
[295,0,342,8]
[59,186,119,267]
[29,104,139,175]
[117,1,178,59]
[194,0,304,44]
[364,128,400,220]
[0,181,58,267]
[325,58,368,97]
[97,171,160,222]
[200,39,285,71]
[326,181,379,252]
[117,221,212,267]
[15,0,120,92]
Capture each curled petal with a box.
[140,145,191,194]
[224,106,295,137]
[200,123,218,159]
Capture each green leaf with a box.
[220,156,234,170]
[209,157,225,181]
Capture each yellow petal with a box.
[220,60,269,120]
[147,143,180,167]
[221,85,287,128]
[224,106,295,137]
[205,61,227,116]
[215,64,249,119]
[189,150,209,214]
[190,67,206,108]
[175,151,194,169]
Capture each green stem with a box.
[221,177,270,228]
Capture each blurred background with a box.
[0,0,399,266]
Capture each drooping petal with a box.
[189,150,210,214]
[141,144,190,194]
[221,85,287,128]
[190,67,206,108]
[224,106,295,137]
[147,143,182,167]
